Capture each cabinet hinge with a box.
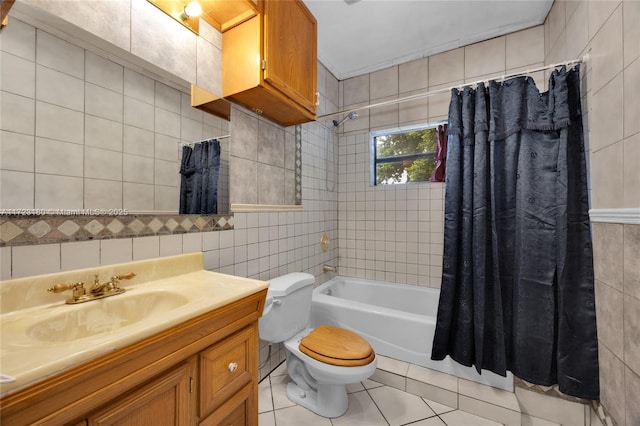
[261,60,266,70]
[189,377,193,394]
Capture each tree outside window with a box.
[373,125,440,185]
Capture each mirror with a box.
[0,18,231,215]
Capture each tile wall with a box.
[336,25,545,287]
[229,107,299,206]
[546,2,640,425]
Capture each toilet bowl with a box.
[259,273,376,417]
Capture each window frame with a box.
[370,122,444,186]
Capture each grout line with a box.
[361,385,391,426]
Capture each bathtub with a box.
[311,276,513,391]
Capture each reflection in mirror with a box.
[179,136,230,214]
[0,18,230,215]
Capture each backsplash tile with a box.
[11,243,60,278]
[100,238,133,265]
[0,214,232,247]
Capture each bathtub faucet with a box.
[323,265,337,273]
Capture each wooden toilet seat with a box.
[299,325,375,367]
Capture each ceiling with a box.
[303,0,553,80]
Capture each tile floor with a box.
[258,362,504,426]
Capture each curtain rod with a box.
[179,135,231,147]
[318,54,589,122]
[178,135,230,155]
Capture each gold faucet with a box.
[48,272,136,304]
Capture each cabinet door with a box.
[199,383,251,426]
[200,325,256,418]
[87,363,192,426]
[262,0,317,114]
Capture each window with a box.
[371,123,443,185]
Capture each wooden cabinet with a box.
[222,0,317,126]
[87,362,194,426]
[0,290,267,426]
[84,324,259,426]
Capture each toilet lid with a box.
[299,325,375,367]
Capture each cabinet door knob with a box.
[228,362,238,372]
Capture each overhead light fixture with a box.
[183,1,202,18]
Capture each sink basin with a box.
[26,290,189,342]
[1,261,269,397]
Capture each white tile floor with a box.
[258,362,504,426]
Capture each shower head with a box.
[332,112,359,128]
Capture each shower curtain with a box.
[431,66,599,399]
[179,138,221,214]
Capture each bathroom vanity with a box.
[0,253,268,426]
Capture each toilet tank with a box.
[259,272,315,343]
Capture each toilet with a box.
[259,272,377,418]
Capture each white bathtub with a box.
[311,276,513,391]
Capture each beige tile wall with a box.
[17,0,218,94]
[592,222,640,426]
[547,1,640,425]
[229,107,297,206]
[337,25,545,287]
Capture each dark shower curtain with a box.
[431,66,599,400]
[179,139,221,214]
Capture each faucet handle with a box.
[48,282,86,299]
[108,272,136,290]
[116,272,136,281]
[48,282,83,293]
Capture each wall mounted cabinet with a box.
[223,0,317,126]
[192,0,318,127]
[191,84,232,121]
